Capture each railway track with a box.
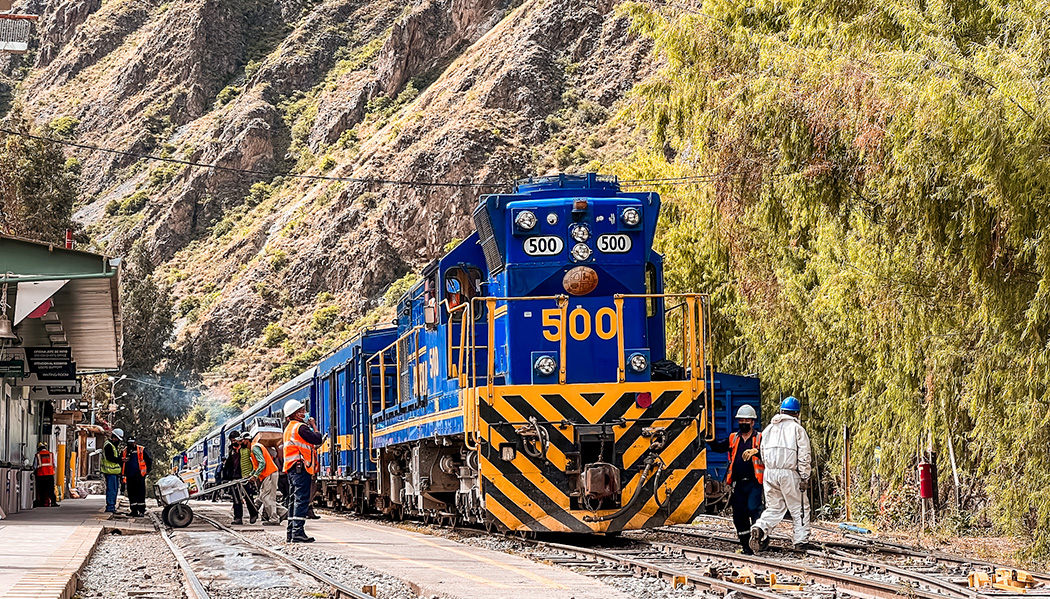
[149,509,376,599]
[661,520,1050,588]
[516,533,1045,599]
[671,516,1050,586]
[353,510,1044,599]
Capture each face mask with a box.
[738,423,752,434]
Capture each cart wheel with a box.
[161,504,174,527]
[168,503,194,528]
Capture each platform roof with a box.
[0,235,122,372]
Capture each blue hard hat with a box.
[780,396,801,412]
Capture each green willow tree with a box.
[620,0,1050,558]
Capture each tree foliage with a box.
[0,107,80,242]
[621,0,1050,559]
[116,242,192,466]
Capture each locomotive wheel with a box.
[167,503,194,528]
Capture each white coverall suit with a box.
[752,413,812,545]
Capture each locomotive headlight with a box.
[547,212,559,225]
[570,224,591,242]
[534,355,557,376]
[628,352,649,372]
[571,243,592,262]
[621,207,641,227]
[515,210,537,231]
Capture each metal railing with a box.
[368,292,715,456]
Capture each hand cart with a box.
[155,477,252,528]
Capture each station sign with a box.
[26,347,75,380]
[0,358,24,377]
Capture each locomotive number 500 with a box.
[541,307,618,342]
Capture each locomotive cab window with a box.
[443,266,483,322]
[645,262,658,317]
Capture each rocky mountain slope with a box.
[10,0,654,404]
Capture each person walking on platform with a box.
[250,437,286,525]
[282,399,321,543]
[122,437,153,517]
[750,396,813,552]
[33,442,59,507]
[101,429,124,513]
[223,432,259,525]
[707,405,763,553]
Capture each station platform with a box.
[301,517,632,599]
[0,496,108,599]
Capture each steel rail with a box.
[527,539,785,599]
[147,511,211,599]
[196,513,375,599]
[642,538,978,596]
[664,522,1050,587]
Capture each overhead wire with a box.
[0,125,504,189]
[0,123,745,190]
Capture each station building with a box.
[0,234,122,515]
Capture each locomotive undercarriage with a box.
[376,437,485,525]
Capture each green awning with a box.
[0,235,122,372]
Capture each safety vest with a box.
[101,441,122,475]
[283,421,316,474]
[250,441,278,479]
[122,446,147,477]
[726,431,764,484]
[36,449,55,477]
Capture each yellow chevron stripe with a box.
[491,393,575,444]
[480,455,552,524]
[484,492,525,530]
[485,397,570,470]
[668,463,708,523]
[481,429,570,504]
[622,422,699,501]
[621,391,697,469]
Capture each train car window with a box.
[645,262,658,317]
[424,277,438,329]
[443,267,483,322]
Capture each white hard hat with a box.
[283,399,305,417]
[735,405,758,419]
[112,428,124,440]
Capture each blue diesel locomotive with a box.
[178,174,760,533]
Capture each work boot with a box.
[232,518,243,525]
[749,526,764,554]
[740,533,754,555]
[290,535,315,543]
[263,520,280,526]
[249,515,258,524]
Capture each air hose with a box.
[520,417,549,460]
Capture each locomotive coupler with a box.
[582,462,621,500]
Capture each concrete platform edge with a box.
[0,510,106,599]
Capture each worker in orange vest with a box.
[250,436,286,525]
[33,442,59,507]
[121,437,153,517]
[707,405,764,554]
[282,399,321,543]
